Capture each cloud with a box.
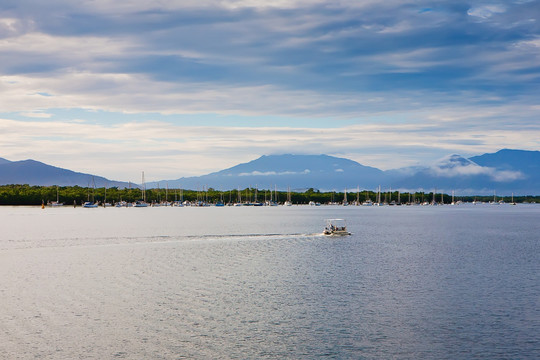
[467,4,506,19]
[1,114,538,181]
[429,158,525,182]
[0,0,538,181]
[238,169,311,176]
[19,111,52,118]
[1,1,537,100]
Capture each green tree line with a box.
[0,185,537,205]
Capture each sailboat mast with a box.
[92,176,96,202]
[142,171,146,202]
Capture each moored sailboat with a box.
[134,171,149,207]
[49,185,64,207]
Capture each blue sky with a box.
[0,0,539,181]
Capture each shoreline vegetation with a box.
[0,184,538,206]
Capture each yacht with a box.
[134,200,149,207]
[49,186,64,206]
[82,201,98,208]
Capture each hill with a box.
[148,154,384,191]
[1,149,538,194]
[0,159,133,188]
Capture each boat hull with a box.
[323,230,351,236]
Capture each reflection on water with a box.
[0,205,538,359]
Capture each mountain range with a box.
[0,158,132,189]
[0,149,539,195]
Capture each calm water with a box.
[0,204,538,359]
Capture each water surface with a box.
[0,205,538,359]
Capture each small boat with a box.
[362,199,373,206]
[82,201,98,208]
[284,186,292,206]
[134,200,149,207]
[83,177,98,208]
[49,186,64,206]
[323,219,351,236]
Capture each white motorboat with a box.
[323,219,351,236]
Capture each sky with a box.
[0,0,539,182]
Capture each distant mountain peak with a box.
[470,148,540,172]
[2,149,538,194]
[0,157,12,165]
[428,153,524,181]
[159,153,384,191]
[434,154,478,169]
[0,158,132,188]
[209,153,376,177]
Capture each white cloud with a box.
[0,18,22,33]
[430,162,524,182]
[0,0,538,183]
[467,4,506,19]
[0,32,129,58]
[73,0,398,13]
[19,111,52,118]
[238,169,311,176]
[0,112,538,181]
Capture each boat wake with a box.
[1,232,325,251]
[146,232,325,243]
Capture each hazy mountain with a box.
[1,149,538,194]
[149,151,539,194]
[149,154,385,191]
[470,149,540,173]
[469,149,540,195]
[0,157,11,165]
[0,159,133,188]
[392,151,538,195]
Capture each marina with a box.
[1,0,539,358]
